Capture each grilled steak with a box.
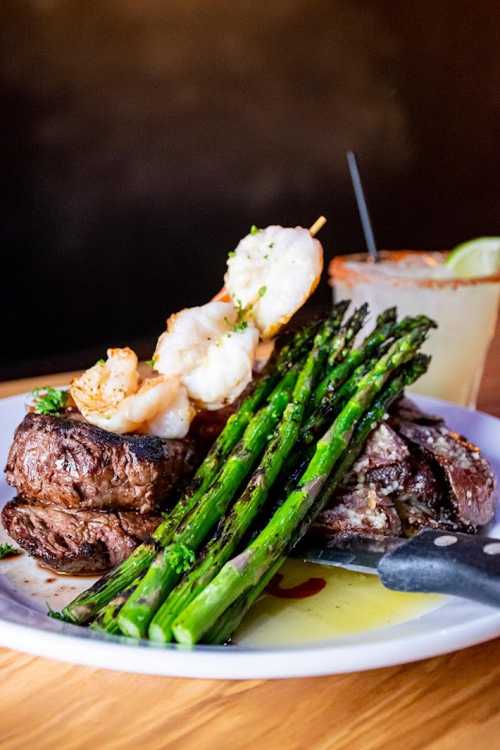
[5,413,198,514]
[314,423,408,541]
[314,400,496,542]
[314,485,403,540]
[2,496,161,574]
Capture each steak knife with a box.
[292,528,500,608]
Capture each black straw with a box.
[346,151,379,262]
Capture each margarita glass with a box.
[330,251,500,407]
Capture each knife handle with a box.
[378,528,500,608]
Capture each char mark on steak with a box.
[2,497,161,575]
[5,413,199,514]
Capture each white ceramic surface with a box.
[0,392,499,679]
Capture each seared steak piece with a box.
[2,497,161,574]
[350,422,412,493]
[5,413,198,514]
[397,421,496,530]
[314,485,402,540]
[313,404,496,542]
[314,424,407,540]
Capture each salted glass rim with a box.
[329,250,500,289]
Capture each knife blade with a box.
[293,534,405,574]
[292,528,500,608]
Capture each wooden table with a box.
[1,335,499,750]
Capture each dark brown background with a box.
[2,0,500,379]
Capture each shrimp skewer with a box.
[70,218,327,436]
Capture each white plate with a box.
[0,392,499,679]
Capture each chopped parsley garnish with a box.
[166,543,196,574]
[32,387,68,416]
[96,358,106,366]
[258,285,267,298]
[250,224,261,235]
[232,298,250,332]
[145,356,158,368]
[0,543,21,560]
[228,250,236,258]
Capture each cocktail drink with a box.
[330,251,500,407]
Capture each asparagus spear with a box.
[274,315,405,505]
[276,353,382,501]
[61,324,315,625]
[272,306,387,489]
[325,302,368,367]
[205,354,431,645]
[118,311,347,639]
[277,315,433,497]
[202,351,396,645]
[300,315,433,454]
[148,312,340,642]
[310,306,396,410]
[171,323,433,645]
[117,366,299,638]
[90,577,143,635]
[206,559,283,645]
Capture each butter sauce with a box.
[235,559,440,647]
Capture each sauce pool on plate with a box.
[234,558,441,647]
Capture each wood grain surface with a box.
[1,329,499,750]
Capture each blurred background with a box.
[2,0,500,380]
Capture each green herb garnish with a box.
[145,356,158,368]
[166,543,196,575]
[228,250,236,258]
[232,298,250,332]
[32,387,68,416]
[234,319,248,332]
[250,225,261,235]
[96,358,106,366]
[0,543,21,560]
[258,285,267,298]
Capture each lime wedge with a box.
[446,237,500,278]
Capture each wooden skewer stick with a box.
[309,215,327,237]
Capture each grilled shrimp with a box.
[70,349,187,436]
[154,301,259,410]
[224,225,323,338]
[70,347,139,425]
[146,383,194,439]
